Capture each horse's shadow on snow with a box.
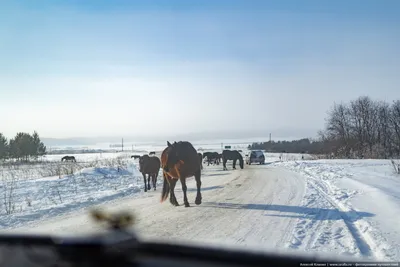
[187,186,224,192]
[204,173,230,177]
[200,202,375,222]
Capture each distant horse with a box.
[161,141,202,207]
[202,152,220,166]
[222,150,244,171]
[149,151,156,156]
[197,153,203,170]
[61,156,76,162]
[131,155,141,159]
[139,155,161,192]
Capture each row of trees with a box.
[320,96,400,158]
[249,96,400,159]
[0,131,47,161]
[248,138,325,154]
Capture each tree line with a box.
[0,131,47,161]
[248,138,325,154]
[320,96,400,158]
[249,96,400,159]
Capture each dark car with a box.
[246,150,265,165]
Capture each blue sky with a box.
[1,0,399,139]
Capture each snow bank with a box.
[0,161,162,230]
[277,159,400,260]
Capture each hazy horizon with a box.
[39,126,319,147]
[1,0,399,139]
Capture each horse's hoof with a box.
[195,198,202,205]
[184,203,190,207]
[170,199,179,206]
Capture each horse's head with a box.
[138,155,150,172]
[163,141,184,173]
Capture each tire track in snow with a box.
[283,162,392,260]
[306,178,373,257]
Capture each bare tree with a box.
[1,171,18,214]
[390,100,400,155]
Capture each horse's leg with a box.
[152,173,157,191]
[194,169,202,205]
[180,177,190,207]
[169,178,179,206]
[233,159,237,169]
[223,158,228,170]
[142,173,148,192]
[147,175,151,190]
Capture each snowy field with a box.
[0,144,399,261]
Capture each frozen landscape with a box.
[1,141,399,261]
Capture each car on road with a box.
[246,150,265,165]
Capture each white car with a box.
[245,150,265,165]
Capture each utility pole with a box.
[269,133,272,142]
[122,138,124,152]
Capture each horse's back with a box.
[222,150,241,159]
[163,141,200,178]
[150,156,161,169]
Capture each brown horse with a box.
[161,141,202,207]
[139,155,161,192]
[198,153,203,170]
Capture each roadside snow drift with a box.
[0,160,160,229]
[278,159,400,261]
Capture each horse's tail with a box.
[160,173,170,203]
[238,153,244,168]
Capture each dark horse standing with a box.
[202,152,220,166]
[222,150,244,171]
[61,156,76,162]
[161,141,202,207]
[139,155,161,192]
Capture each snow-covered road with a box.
[6,164,305,250]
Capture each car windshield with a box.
[1,0,399,264]
[252,151,264,157]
